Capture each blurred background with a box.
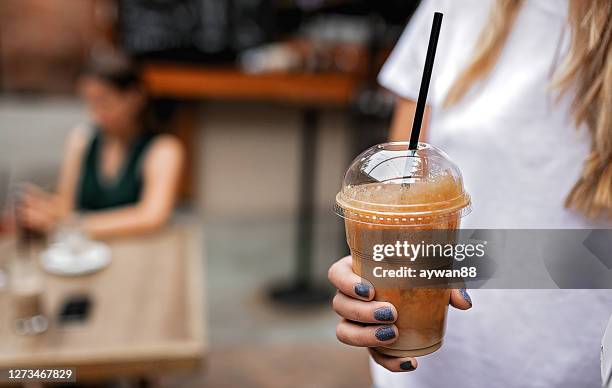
[0,1,421,386]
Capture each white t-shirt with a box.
[604,317,612,388]
[374,0,612,386]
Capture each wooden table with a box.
[143,65,361,199]
[143,64,361,305]
[0,225,206,384]
[144,65,360,105]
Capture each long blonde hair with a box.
[444,0,612,219]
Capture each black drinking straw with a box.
[408,12,443,150]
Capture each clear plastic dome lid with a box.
[334,142,471,225]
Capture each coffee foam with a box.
[335,175,471,224]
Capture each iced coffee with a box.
[335,142,471,357]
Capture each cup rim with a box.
[333,192,471,227]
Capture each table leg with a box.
[268,109,332,305]
[295,109,317,287]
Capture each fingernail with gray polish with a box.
[354,283,370,298]
[400,361,416,371]
[375,326,396,341]
[459,288,472,306]
[374,307,394,322]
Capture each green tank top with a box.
[77,129,156,211]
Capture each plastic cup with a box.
[334,142,471,357]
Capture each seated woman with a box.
[18,52,184,239]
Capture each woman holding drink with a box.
[329,0,612,386]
